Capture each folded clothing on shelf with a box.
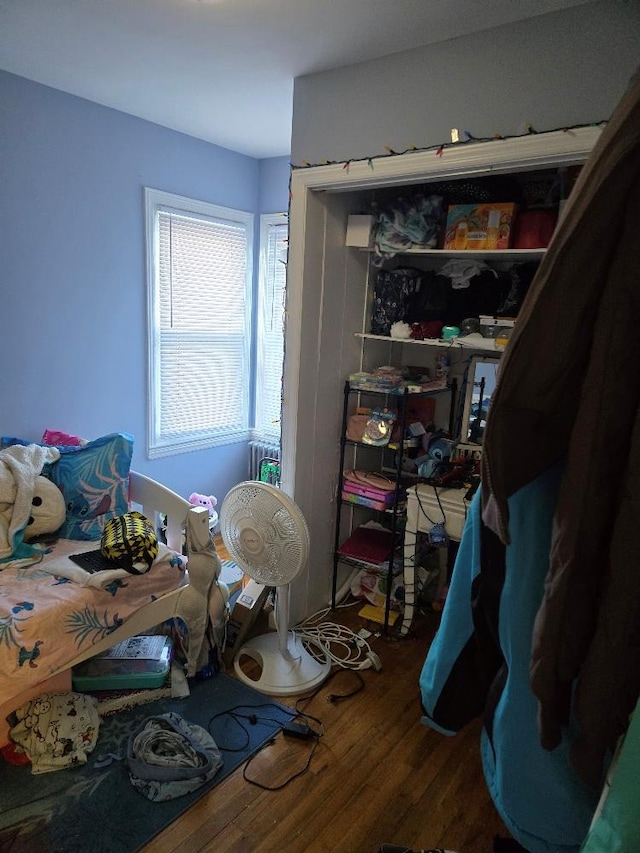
[348,365,404,393]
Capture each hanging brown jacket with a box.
[481,68,640,787]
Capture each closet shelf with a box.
[333,552,399,575]
[356,333,503,351]
[346,382,452,397]
[359,247,546,261]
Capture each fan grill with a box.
[220,482,309,586]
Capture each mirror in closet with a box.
[459,355,500,446]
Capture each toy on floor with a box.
[188,493,218,530]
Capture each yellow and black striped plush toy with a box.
[100,511,159,574]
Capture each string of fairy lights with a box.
[292,120,607,173]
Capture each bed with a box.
[0,468,226,746]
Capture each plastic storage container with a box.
[72,635,173,691]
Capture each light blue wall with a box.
[0,70,290,504]
[292,1,640,166]
[259,157,290,214]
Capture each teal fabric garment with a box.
[420,486,483,734]
[420,470,599,853]
[580,703,640,852]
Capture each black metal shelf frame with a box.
[331,379,457,632]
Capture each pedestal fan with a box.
[219,481,331,695]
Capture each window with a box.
[254,214,288,444]
[145,188,253,458]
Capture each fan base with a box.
[233,632,331,696]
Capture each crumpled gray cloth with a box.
[438,258,498,289]
[127,711,222,801]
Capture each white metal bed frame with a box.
[63,470,226,677]
[0,471,226,742]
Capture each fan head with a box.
[219,481,310,586]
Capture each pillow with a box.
[41,428,87,447]
[1,433,134,541]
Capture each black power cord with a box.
[208,702,326,791]
[242,710,324,791]
[294,668,365,711]
[210,669,367,791]
[326,670,365,703]
[207,702,296,752]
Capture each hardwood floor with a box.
[143,592,512,853]
[213,534,233,563]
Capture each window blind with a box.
[255,217,288,443]
[146,189,253,457]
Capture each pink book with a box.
[342,491,392,512]
[343,479,395,505]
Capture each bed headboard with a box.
[128,471,191,553]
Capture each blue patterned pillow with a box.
[1,433,134,541]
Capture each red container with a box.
[513,209,558,249]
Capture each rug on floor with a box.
[0,673,293,853]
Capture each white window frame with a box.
[145,187,253,459]
[253,213,288,445]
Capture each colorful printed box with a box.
[443,203,517,250]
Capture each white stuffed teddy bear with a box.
[23,476,66,541]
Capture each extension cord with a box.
[294,606,384,671]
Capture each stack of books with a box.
[348,367,403,393]
[342,478,396,511]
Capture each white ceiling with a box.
[0,0,593,159]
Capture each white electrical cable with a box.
[293,604,381,670]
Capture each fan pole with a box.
[234,572,332,696]
[276,586,295,661]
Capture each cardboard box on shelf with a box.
[443,203,517,250]
[346,214,375,247]
[222,579,270,667]
[479,315,516,324]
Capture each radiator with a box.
[248,440,281,483]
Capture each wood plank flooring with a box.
[143,579,513,853]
